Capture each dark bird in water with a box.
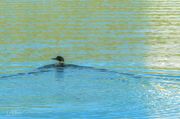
[38,56,67,69]
[51,56,65,67]
[38,56,80,69]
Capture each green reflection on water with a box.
[0,0,179,75]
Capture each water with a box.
[0,0,179,118]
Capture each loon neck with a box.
[55,62,64,67]
[59,62,64,67]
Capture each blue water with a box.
[0,0,180,118]
[0,65,179,119]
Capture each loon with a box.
[37,56,65,69]
[52,56,65,67]
[38,56,81,69]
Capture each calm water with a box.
[0,0,179,118]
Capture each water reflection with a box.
[0,0,149,75]
[0,0,179,118]
[0,67,179,118]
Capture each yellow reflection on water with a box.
[0,0,179,74]
[144,0,180,71]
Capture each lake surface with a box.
[0,0,179,118]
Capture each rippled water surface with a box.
[0,0,179,118]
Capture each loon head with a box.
[52,56,64,67]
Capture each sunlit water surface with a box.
[0,0,179,118]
